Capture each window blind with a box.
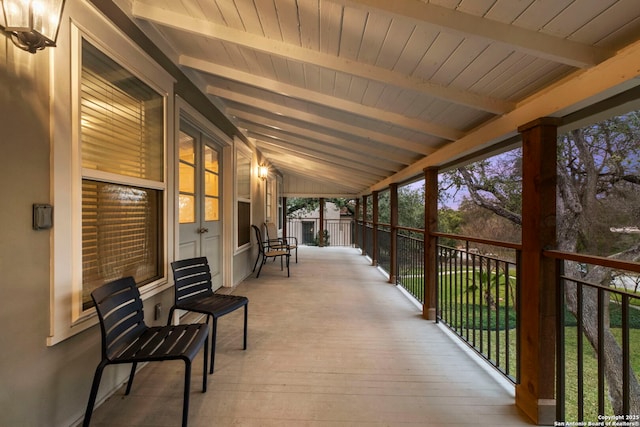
[82,180,161,310]
[81,40,163,181]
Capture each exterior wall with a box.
[0,3,262,426]
[0,38,114,427]
[233,151,267,285]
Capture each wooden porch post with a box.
[319,197,325,247]
[423,167,438,320]
[372,190,379,266]
[362,194,368,256]
[517,117,559,425]
[389,183,398,284]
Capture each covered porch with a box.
[86,246,530,426]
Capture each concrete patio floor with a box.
[85,246,533,426]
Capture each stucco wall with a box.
[0,34,174,427]
[0,1,263,423]
[0,42,89,426]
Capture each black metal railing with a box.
[377,224,391,273]
[354,223,520,383]
[364,223,374,258]
[396,227,425,303]
[355,220,363,249]
[545,250,640,423]
[353,218,640,419]
[434,233,521,383]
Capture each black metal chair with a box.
[252,224,290,278]
[169,257,249,374]
[265,221,298,263]
[83,276,208,427]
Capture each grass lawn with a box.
[562,326,640,422]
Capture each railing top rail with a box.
[432,231,522,251]
[559,271,640,299]
[544,249,640,273]
[397,225,424,234]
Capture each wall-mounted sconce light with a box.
[258,165,269,181]
[1,0,66,53]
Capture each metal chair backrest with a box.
[91,276,147,361]
[171,257,214,304]
[264,222,278,241]
[252,224,266,254]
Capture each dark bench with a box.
[83,276,209,427]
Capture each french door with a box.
[178,120,223,290]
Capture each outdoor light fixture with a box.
[258,165,269,181]
[1,0,66,53]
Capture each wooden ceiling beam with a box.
[343,0,611,68]
[208,86,438,156]
[256,143,375,189]
[249,131,393,178]
[231,109,417,165]
[368,38,640,194]
[182,56,462,140]
[132,1,512,114]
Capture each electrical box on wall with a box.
[33,204,53,230]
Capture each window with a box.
[236,143,252,249]
[49,16,174,345]
[80,39,164,310]
[178,132,196,224]
[266,178,272,222]
[204,145,220,222]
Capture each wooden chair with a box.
[83,276,208,427]
[252,224,290,278]
[264,221,298,263]
[169,257,248,374]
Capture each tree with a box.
[376,184,426,229]
[438,207,463,245]
[442,110,640,416]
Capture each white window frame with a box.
[234,140,253,252]
[48,7,175,345]
[265,177,273,222]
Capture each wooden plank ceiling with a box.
[126,0,640,197]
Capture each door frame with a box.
[175,98,233,287]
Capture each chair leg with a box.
[256,256,265,278]
[124,362,138,395]
[166,306,176,325]
[203,335,209,391]
[209,318,217,374]
[243,304,248,350]
[204,313,213,375]
[252,251,261,272]
[286,254,290,277]
[182,361,192,427]
[83,361,107,427]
